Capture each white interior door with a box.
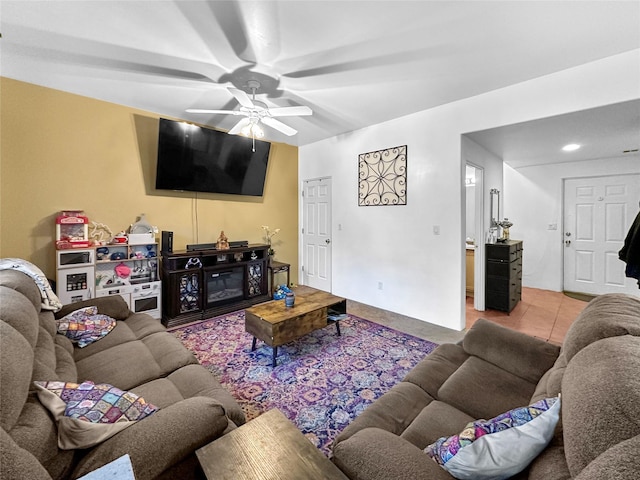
[563,174,640,295]
[302,178,332,292]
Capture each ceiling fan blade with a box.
[228,117,252,135]
[262,117,298,136]
[267,106,313,117]
[8,26,224,85]
[228,87,255,108]
[186,109,239,115]
[206,1,257,64]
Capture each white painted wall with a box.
[504,156,640,291]
[299,49,640,331]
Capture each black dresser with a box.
[485,240,523,313]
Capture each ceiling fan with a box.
[186,80,312,139]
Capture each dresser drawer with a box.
[487,261,521,278]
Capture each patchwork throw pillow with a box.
[425,396,561,480]
[55,306,116,347]
[34,380,158,449]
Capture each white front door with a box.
[563,174,640,295]
[302,178,332,292]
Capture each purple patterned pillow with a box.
[56,306,116,347]
[34,380,158,449]
[425,397,560,480]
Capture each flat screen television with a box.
[155,118,271,196]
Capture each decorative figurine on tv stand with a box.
[217,231,229,250]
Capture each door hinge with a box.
[302,190,305,197]
[301,265,305,272]
[302,227,304,234]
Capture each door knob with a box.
[565,232,571,237]
[565,240,571,246]
[325,239,331,244]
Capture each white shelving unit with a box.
[56,243,162,320]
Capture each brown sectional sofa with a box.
[0,269,245,480]
[332,293,640,480]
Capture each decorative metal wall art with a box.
[358,145,407,206]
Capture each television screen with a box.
[155,118,271,196]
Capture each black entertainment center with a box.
[161,244,270,328]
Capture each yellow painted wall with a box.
[0,78,299,282]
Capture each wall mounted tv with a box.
[155,118,271,196]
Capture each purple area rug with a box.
[171,311,438,456]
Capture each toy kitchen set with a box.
[55,211,161,320]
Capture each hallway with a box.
[466,287,588,345]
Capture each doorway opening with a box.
[466,163,485,311]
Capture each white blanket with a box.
[0,258,63,311]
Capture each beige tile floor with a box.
[346,287,589,346]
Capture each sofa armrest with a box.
[332,428,453,480]
[71,397,228,480]
[463,318,560,384]
[55,295,131,321]
[1,428,52,480]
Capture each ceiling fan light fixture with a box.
[241,121,264,138]
[186,80,311,140]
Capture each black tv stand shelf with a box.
[161,244,270,328]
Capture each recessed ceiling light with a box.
[562,143,581,152]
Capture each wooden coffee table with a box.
[196,409,348,479]
[245,287,347,366]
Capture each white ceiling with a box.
[2,1,639,162]
[467,99,640,168]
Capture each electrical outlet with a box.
[548,223,558,230]
[433,225,440,235]
[378,282,383,290]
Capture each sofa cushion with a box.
[34,380,158,449]
[562,335,640,477]
[425,397,560,480]
[32,327,59,392]
[401,400,475,448]
[132,366,247,428]
[0,322,34,431]
[561,293,640,363]
[127,378,187,409]
[0,287,40,349]
[463,318,560,384]
[530,353,567,403]
[72,314,166,362]
[333,427,453,480]
[527,434,572,480]
[0,270,44,313]
[334,381,434,445]
[141,332,199,377]
[0,427,52,480]
[10,395,72,476]
[75,341,163,391]
[54,338,78,383]
[573,435,640,480]
[39,310,58,338]
[403,343,469,399]
[55,295,130,321]
[437,356,536,420]
[55,306,116,347]
[164,364,246,426]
